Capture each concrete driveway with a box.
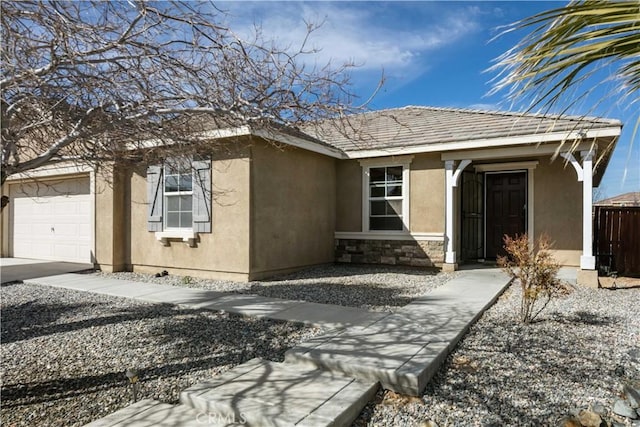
[1,258,94,283]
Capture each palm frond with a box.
[489,0,640,118]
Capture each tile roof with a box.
[594,192,640,206]
[303,106,622,153]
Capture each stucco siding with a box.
[250,141,336,277]
[534,157,582,266]
[127,146,252,279]
[335,159,362,232]
[410,153,446,233]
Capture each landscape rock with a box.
[613,399,638,419]
[624,383,640,408]
[559,415,582,427]
[352,281,640,426]
[591,402,607,415]
[577,409,602,427]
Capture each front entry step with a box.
[180,358,379,427]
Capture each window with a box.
[368,166,404,230]
[147,158,212,235]
[360,158,411,232]
[164,162,193,229]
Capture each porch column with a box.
[444,159,471,270]
[580,150,595,270]
[445,160,455,266]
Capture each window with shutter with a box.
[147,157,211,236]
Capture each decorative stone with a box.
[591,402,607,415]
[577,409,602,427]
[559,415,582,427]
[411,258,431,267]
[624,383,640,408]
[613,399,638,419]
[419,420,439,427]
[335,238,444,266]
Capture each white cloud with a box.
[220,2,482,76]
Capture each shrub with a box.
[498,234,569,324]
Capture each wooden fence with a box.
[594,206,640,277]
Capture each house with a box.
[0,106,622,286]
[594,192,640,207]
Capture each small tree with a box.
[498,234,568,324]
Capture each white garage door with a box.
[11,176,92,263]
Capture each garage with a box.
[10,176,92,263]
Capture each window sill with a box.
[155,230,197,247]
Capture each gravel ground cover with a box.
[0,282,319,427]
[97,264,455,312]
[354,281,640,427]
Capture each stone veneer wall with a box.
[335,239,444,267]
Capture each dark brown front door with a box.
[485,172,527,259]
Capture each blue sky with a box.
[219,1,639,198]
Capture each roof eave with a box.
[342,126,622,159]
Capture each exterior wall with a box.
[94,166,127,271]
[409,153,445,232]
[335,159,362,232]
[533,156,582,266]
[250,141,336,279]
[127,145,252,281]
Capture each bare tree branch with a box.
[1,0,374,188]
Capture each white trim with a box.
[441,141,595,161]
[444,160,456,263]
[155,230,197,247]
[252,129,345,159]
[360,157,414,233]
[580,150,596,270]
[345,127,621,159]
[130,125,346,159]
[452,160,471,188]
[560,152,584,182]
[357,155,414,167]
[6,163,94,181]
[474,161,538,173]
[335,231,444,241]
[132,126,252,150]
[90,170,96,265]
[163,163,194,230]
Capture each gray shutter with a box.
[147,165,164,231]
[192,159,212,233]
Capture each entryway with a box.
[461,171,527,261]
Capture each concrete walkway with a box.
[286,268,510,395]
[1,257,93,284]
[24,268,512,426]
[23,273,385,330]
